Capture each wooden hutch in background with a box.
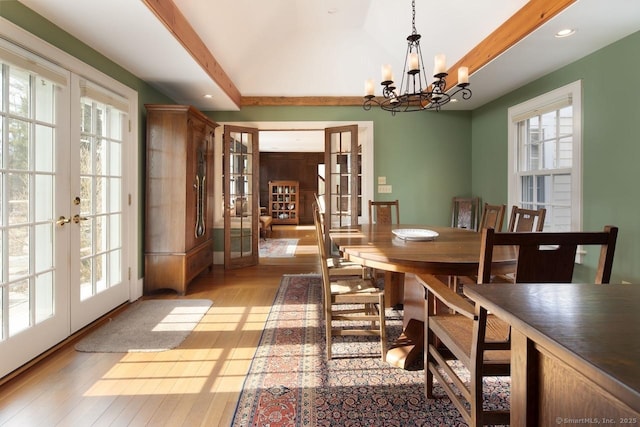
[268,180,299,225]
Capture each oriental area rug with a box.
[231,274,509,426]
[259,238,299,258]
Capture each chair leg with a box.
[325,309,333,360]
[425,315,436,398]
[379,295,386,361]
[425,360,435,398]
[470,362,484,426]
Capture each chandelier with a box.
[363,0,472,114]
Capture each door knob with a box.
[73,214,89,224]
[56,216,71,227]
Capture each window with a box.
[508,81,582,233]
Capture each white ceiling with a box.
[16,0,640,151]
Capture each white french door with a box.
[0,47,71,377]
[69,78,129,331]
[0,41,131,377]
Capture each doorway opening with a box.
[212,121,374,265]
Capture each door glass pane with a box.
[80,176,92,212]
[35,79,55,123]
[80,136,91,174]
[78,96,124,300]
[9,280,30,336]
[229,132,254,259]
[35,174,53,221]
[95,254,107,293]
[224,125,258,268]
[8,119,29,170]
[95,215,106,254]
[109,249,121,286]
[35,125,54,172]
[35,272,54,322]
[8,226,29,281]
[2,61,57,340]
[110,214,121,249]
[79,218,91,258]
[109,141,121,175]
[34,223,53,272]
[8,172,29,224]
[96,176,107,214]
[110,177,121,212]
[329,130,353,228]
[9,68,30,117]
[80,258,91,300]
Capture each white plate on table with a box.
[392,228,439,241]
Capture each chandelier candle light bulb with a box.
[382,64,393,84]
[365,79,375,97]
[434,54,446,75]
[458,67,469,85]
[409,53,420,72]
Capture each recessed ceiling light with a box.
[203,94,213,99]
[327,8,338,14]
[555,28,576,38]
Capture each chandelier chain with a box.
[411,0,417,35]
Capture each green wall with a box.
[471,31,640,283]
[0,1,176,277]
[212,106,472,226]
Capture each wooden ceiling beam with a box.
[145,0,575,108]
[444,0,577,91]
[142,0,242,108]
[240,96,365,107]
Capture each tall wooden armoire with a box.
[144,105,218,295]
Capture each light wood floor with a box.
[0,225,320,427]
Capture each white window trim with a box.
[507,80,583,260]
[508,80,583,226]
[1,17,141,300]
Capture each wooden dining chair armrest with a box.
[416,273,476,319]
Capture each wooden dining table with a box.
[329,223,517,367]
[464,283,640,425]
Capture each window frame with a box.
[507,80,583,237]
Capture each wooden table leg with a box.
[511,328,539,426]
[385,271,405,308]
[386,274,425,369]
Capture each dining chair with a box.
[417,225,618,426]
[313,204,365,278]
[449,202,505,291]
[479,203,506,231]
[369,199,400,225]
[507,205,546,232]
[314,207,387,360]
[451,196,480,231]
[458,204,546,287]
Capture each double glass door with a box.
[0,46,129,377]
